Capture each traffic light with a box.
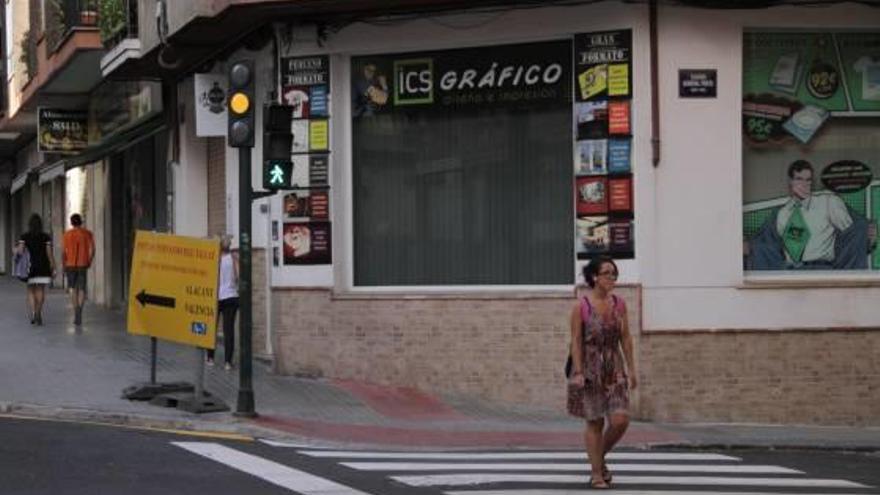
[262,104,293,190]
[227,59,255,148]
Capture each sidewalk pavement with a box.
[1,277,878,451]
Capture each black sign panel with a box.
[679,69,717,98]
[281,56,329,87]
[573,30,632,102]
[38,108,88,153]
[351,40,571,116]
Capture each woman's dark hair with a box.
[582,255,618,288]
[28,214,43,234]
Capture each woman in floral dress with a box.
[567,256,637,489]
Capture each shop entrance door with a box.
[109,132,169,308]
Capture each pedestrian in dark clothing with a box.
[17,214,56,325]
[206,235,239,370]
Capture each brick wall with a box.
[270,286,879,426]
[639,330,880,426]
[206,137,226,238]
[271,286,641,411]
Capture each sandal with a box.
[602,464,613,483]
[589,476,610,489]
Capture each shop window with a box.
[742,31,880,273]
[351,40,573,286]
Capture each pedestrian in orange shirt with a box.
[62,214,95,326]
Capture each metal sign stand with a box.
[121,337,194,400]
[150,348,228,413]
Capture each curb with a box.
[650,442,880,453]
[2,402,878,453]
[0,401,309,446]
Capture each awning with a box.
[10,172,29,194]
[63,113,166,170]
[38,160,67,185]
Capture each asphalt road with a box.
[2,416,878,495]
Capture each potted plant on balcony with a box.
[80,0,99,26]
[98,0,126,47]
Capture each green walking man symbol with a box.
[269,163,286,186]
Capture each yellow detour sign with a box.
[127,231,220,348]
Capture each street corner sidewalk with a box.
[247,376,685,450]
[1,278,877,452]
[243,374,880,452]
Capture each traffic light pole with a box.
[235,147,256,417]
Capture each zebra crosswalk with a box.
[174,440,875,495]
[288,445,872,494]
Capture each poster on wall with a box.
[279,54,333,266]
[283,190,329,220]
[573,30,635,260]
[576,216,610,256]
[283,222,331,265]
[574,30,632,102]
[742,31,880,272]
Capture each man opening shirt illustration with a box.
[745,160,876,270]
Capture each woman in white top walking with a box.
[207,235,239,370]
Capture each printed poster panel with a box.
[281,56,329,110]
[279,54,334,267]
[574,30,632,102]
[291,120,309,153]
[38,108,88,153]
[576,176,608,215]
[576,140,607,176]
[283,222,331,265]
[283,191,329,220]
[742,31,880,272]
[575,101,608,139]
[573,30,635,261]
[607,139,632,174]
[576,216,610,257]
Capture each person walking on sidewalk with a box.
[16,214,56,326]
[206,235,239,370]
[567,256,637,489]
[62,213,95,326]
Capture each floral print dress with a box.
[567,295,630,420]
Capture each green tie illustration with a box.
[783,203,810,263]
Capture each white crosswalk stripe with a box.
[340,462,801,474]
[291,447,873,494]
[390,473,868,488]
[173,442,377,494]
[295,451,741,461]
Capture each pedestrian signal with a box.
[263,160,293,190]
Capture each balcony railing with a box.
[100,0,139,49]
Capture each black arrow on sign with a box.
[136,290,176,309]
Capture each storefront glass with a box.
[742,31,880,273]
[351,40,574,286]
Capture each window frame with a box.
[339,40,584,294]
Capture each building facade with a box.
[4,0,878,426]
